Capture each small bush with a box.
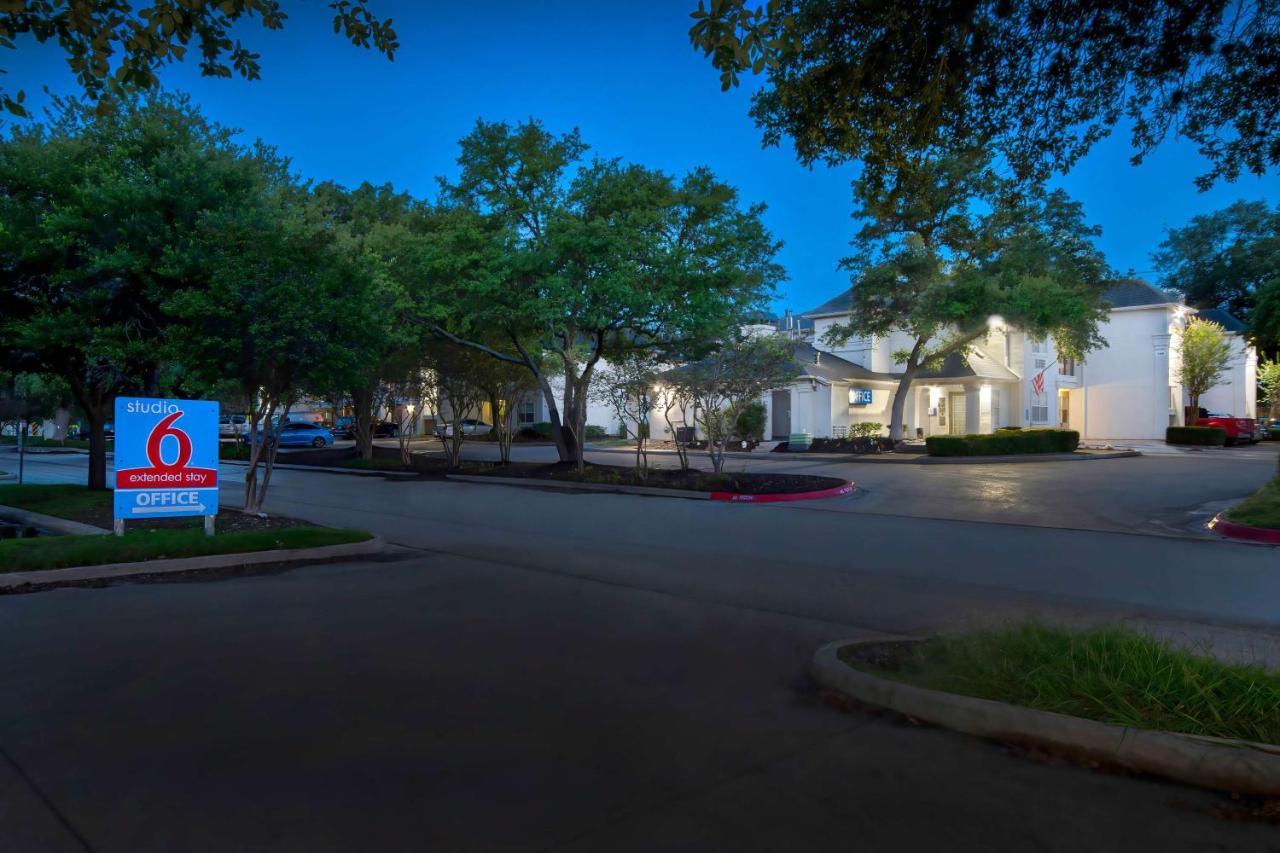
[585,424,608,439]
[927,428,1079,456]
[1166,426,1226,446]
[529,421,553,439]
[733,401,767,441]
[848,422,884,439]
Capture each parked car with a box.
[1194,409,1257,445]
[435,419,491,437]
[1258,417,1280,440]
[219,414,248,437]
[260,421,334,448]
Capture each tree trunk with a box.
[86,415,108,491]
[887,365,919,443]
[1186,395,1201,427]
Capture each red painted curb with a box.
[708,482,856,503]
[1207,513,1280,544]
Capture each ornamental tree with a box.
[824,152,1111,442]
[675,333,796,473]
[1174,318,1235,424]
[431,119,783,468]
[691,0,1280,190]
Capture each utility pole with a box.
[16,417,25,484]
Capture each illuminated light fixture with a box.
[986,315,1005,331]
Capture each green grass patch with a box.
[841,622,1280,745]
[0,483,111,524]
[219,443,253,460]
[1225,477,1280,529]
[0,526,372,572]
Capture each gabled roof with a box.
[792,342,898,384]
[1194,307,1248,333]
[1102,278,1178,309]
[915,350,1021,382]
[801,288,853,319]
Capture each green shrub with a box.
[848,422,884,439]
[733,401,767,440]
[585,424,609,439]
[1166,426,1226,446]
[530,421,553,439]
[926,428,1079,456]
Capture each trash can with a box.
[675,426,696,445]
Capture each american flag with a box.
[1031,366,1047,396]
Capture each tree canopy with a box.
[1155,200,1280,350]
[1,0,397,118]
[690,0,1280,190]
[826,151,1112,440]
[431,118,784,465]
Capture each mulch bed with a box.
[62,499,313,534]
[465,461,847,495]
[774,437,910,454]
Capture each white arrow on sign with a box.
[130,504,207,515]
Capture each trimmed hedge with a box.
[1166,426,1226,447]
[926,428,1080,457]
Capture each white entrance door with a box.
[948,393,967,435]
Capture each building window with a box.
[1030,337,1047,355]
[517,397,538,425]
[1034,358,1046,370]
[1031,389,1049,424]
[1058,356,1076,376]
[991,393,1001,428]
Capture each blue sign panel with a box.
[850,388,874,406]
[113,398,219,520]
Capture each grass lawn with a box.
[1225,476,1280,529]
[0,483,112,525]
[841,622,1280,745]
[0,526,372,572]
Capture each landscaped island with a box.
[839,622,1280,745]
[0,485,370,573]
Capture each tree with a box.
[1259,358,1280,422]
[308,181,436,460]
[1175,318,1235,424]
[824,152,1111,442]
[0,93,265,489]
[1,1,397,118]
[167,182,379,513]
[673,334,796,473]
[593,352,661,477]
[469,349,536,465]
[1154,201,1280,347]
[423,342,487,468]
[432,119,783,468]
[690,0,1280,191]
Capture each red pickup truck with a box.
[1194,409,1257,445]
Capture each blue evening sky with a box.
[8,1,1280,314]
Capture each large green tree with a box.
[0,92,263,489]
[167,182,381,513]
[690,0,1280,190]
[308,181,436,460]
[1,1,397,118]
[432,119,784,466]
[825,152,1112,441]
[1154,200,1280,349]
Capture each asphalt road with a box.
[3,450,1280,850]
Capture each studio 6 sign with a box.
[114,398,219,521]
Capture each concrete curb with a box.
[0,535,386,589]
[218,458,419,479]
[811,639,1280,796]
[445,474,857,503]
[1207,512,1280,545]
[0,504,111,536]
